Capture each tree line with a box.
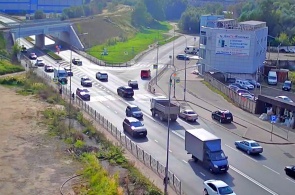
[33,0,295,46]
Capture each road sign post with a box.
[270,115,277,141]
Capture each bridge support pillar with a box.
[35,34,45,49]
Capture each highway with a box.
[20,36,295,195]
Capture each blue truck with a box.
[54,67,68,84]
[185,128,229,173]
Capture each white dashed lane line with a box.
[182,160,188,164]
[224,144,239,152]
[286,177,295,184]
[200,172,206,177]
[242,154,258,163]
[263,165,280,175]
[154,140,158,143]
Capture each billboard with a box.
[216,34,250,56]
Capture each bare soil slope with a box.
[0,86,80,195]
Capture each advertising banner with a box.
[216,34,250,56]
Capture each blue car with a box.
[235,140,263,155]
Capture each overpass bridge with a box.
[2,18,84,50]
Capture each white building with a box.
[198,17,268,79]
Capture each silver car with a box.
[235,140,263,154]
[179,109,198,122]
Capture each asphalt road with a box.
[21,36,295,195]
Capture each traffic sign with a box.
[270,115,277,123]
[153,64,158,69]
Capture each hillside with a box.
[73,5,136,49]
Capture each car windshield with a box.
[101,73,107,76]
[284,83,291,87]
[130,121,143,127]
[131,107,141,111]
[250,142,260,147]
[269,76,276,80]
[209,151,227,161]
[130,81,138,84]
[244,81,251,85]
[218,186,234,194]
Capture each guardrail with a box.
[20,55,184,195]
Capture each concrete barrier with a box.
[150,156,158,172]
[143,151,151,167]
[157,162,166,178]
[131,141,138,157]
[137,146,144,163]
[126,137,132,151]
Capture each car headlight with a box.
[214,165,218,168]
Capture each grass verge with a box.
[43,49,63,61]
[201,80,233,103]
[88,22,172,64]
[0,59,24,75]
[0,72,163,195]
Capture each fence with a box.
[203,73,256,113]
[26,65,184,195]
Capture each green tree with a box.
[277,32,291,46]
[178,7,205,33]
[144,0,165,21]
[34,10,45,19]
[131,1,152,26]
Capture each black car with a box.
[176,54,190,60]
[126,105,143,119]
[282,80,292,91]
[117,86,134,98]
[285,165,295,178]
[211,110,233,123]
[128,80,138,89]
[81,76,92,87]
[123,117,147,138]
[231,83,247,90]
[21,45,27,53]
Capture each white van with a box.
[184,46,199,55]
[268,71,278,85]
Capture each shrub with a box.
[74,140,85,148]
[0,60,24,75]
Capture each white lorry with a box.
[184,46,199,55]
[150,96,180,121]
[185,128,229,173]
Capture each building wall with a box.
[199,25,268,74]
[0,0,82,14]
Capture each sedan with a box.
[276,96,293,103]
[176,54,190,60]
[81,76,92,87]
[35,59,45,67]
[44,65,54,72]
[203,180,236,195]
[29,52,37,59]
[123,117,147,138]
[128,80,138,89]
[284,165,295,178]
[179,109,198,122]
[228,84,240,91]
[235,140,263,154]
[246,79,261,88]
[235,89,253,96]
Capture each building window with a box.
[200,36,207,45]
[200,48,206,59]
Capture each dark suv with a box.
[211,110,233,123]
[123,117,147,138]
[126,105,143,119]
[282,80,292,91]
[117,86,134,98]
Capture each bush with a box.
[0,60,24,75]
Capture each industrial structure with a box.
[198,15,268,79]
[0,0,83,14]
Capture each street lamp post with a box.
[164,65,195,195]
[156,41,159,84]
[183,36,188,101]
[68,49,73,134]
[277,43,282,68]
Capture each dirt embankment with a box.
[0,86,81,195]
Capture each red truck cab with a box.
[141,69,151,79]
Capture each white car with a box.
[178,109,198,122]
[35,59,45,66]
[204,180,236,195]
[276,96,293,103]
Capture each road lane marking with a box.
[286,177,295,184]
[107,105,110,108]
[172,130,185,139]
[182,160,188,164]
[242,154,258,163]
[224,144,239,152]
[154,140,158,143]
[169,150,172,153]
[230,165,279,195]
[263,165,280,175]
[200,172,206,177]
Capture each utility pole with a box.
[155,31,159,84]
[172,26,176,98]
[68,49,72,136]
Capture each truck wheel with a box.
[151,110,155,117]
[192,155,198,162]
[203,189,209,195]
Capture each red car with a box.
[29,53,37,60]
[141,69,151,79]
